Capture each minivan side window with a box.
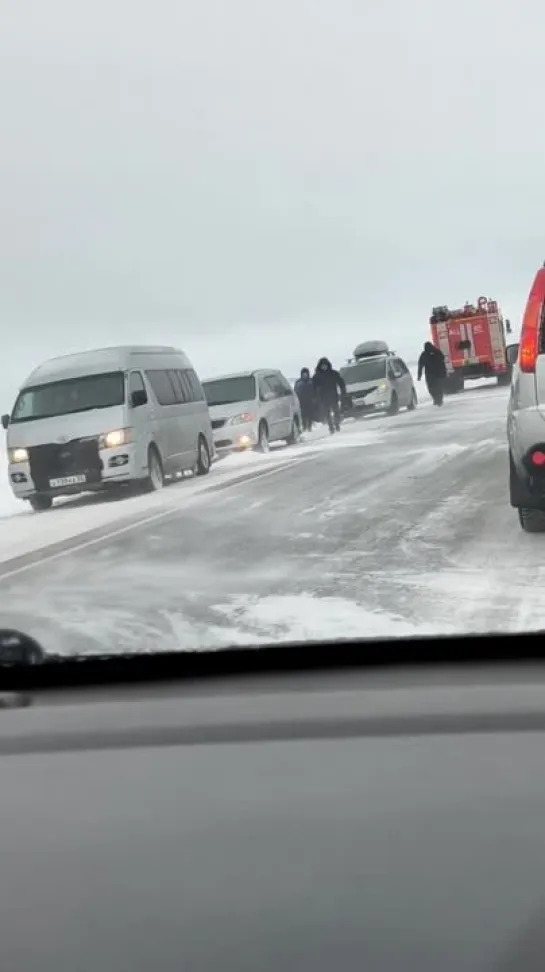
[129,371,147,399]
[186,369,205,401]
[275,373,294,396]
[263,374,285,398]
[388,360,402,379]
[259,377,274,401]
[178,371,194,403]
[168,370,188,404]
[146,370,177,406]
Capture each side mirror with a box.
[0,629,45,666]
[506,344,519,366]
[130,389,147,408]
[1,414,9,430]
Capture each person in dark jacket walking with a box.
[294,368,316,432]
[418,342,447,406]
[312,357,346,433]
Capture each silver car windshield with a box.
[202,376,256,406]
[340,359,387,384]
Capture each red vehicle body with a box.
[430,296,512,394]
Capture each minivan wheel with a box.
[518,507,545,533]
[144,446,164,492]
[286,417,300,445]
[407,388,417,411]
[387,393,399,416]
[196,436,211,476]
[255,422,269,453]
[29,494,53,512]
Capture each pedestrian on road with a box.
[312,357,346,433]
[294,368,316,432]
[418,342,447,407]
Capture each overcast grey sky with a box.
[0,0,539,399]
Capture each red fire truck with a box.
[429,297,512,394]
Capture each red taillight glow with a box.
[530,450,545,467]
[519,268,545,373]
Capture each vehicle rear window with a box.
[340,359,386,384]
[202,375,256,406]
[11,371,125,422]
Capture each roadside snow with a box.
[0,447,313,566]
[0,447,27,519]
[4,589,455,658]
[212,593,455,643]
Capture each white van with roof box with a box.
[340,342,417,417]
[2,345,214,511]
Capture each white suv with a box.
[202,370,302,453]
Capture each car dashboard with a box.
[1,663,545,971]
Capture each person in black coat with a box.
[417,342,447,406]
[312,357,346,433]
[294,368,316,432]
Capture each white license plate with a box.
[49,474,87,488]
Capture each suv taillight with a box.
[520,267,545,373]
[530,449,545,467]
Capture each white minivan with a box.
[202,370,302,453]
[2,345,214,511]
[340,342,417,417]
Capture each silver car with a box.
[202,370,302,453]
[507,262,545,531]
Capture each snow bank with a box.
[0,446,27,520]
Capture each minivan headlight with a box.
[99,428,133,449]
[226,413,255,426]
[8,447,28,464]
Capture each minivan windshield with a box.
[340,358,387,385]
[10,371,126,423]
[202,375,256,406]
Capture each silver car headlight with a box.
[226,413,255,426]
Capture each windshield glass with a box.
[0,1,532,665]
[202,375,256,406]
[340,359,387,384]
[11,372,126,423]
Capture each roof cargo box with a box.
[353,340,390,360]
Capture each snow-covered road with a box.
[0,382,535,654]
